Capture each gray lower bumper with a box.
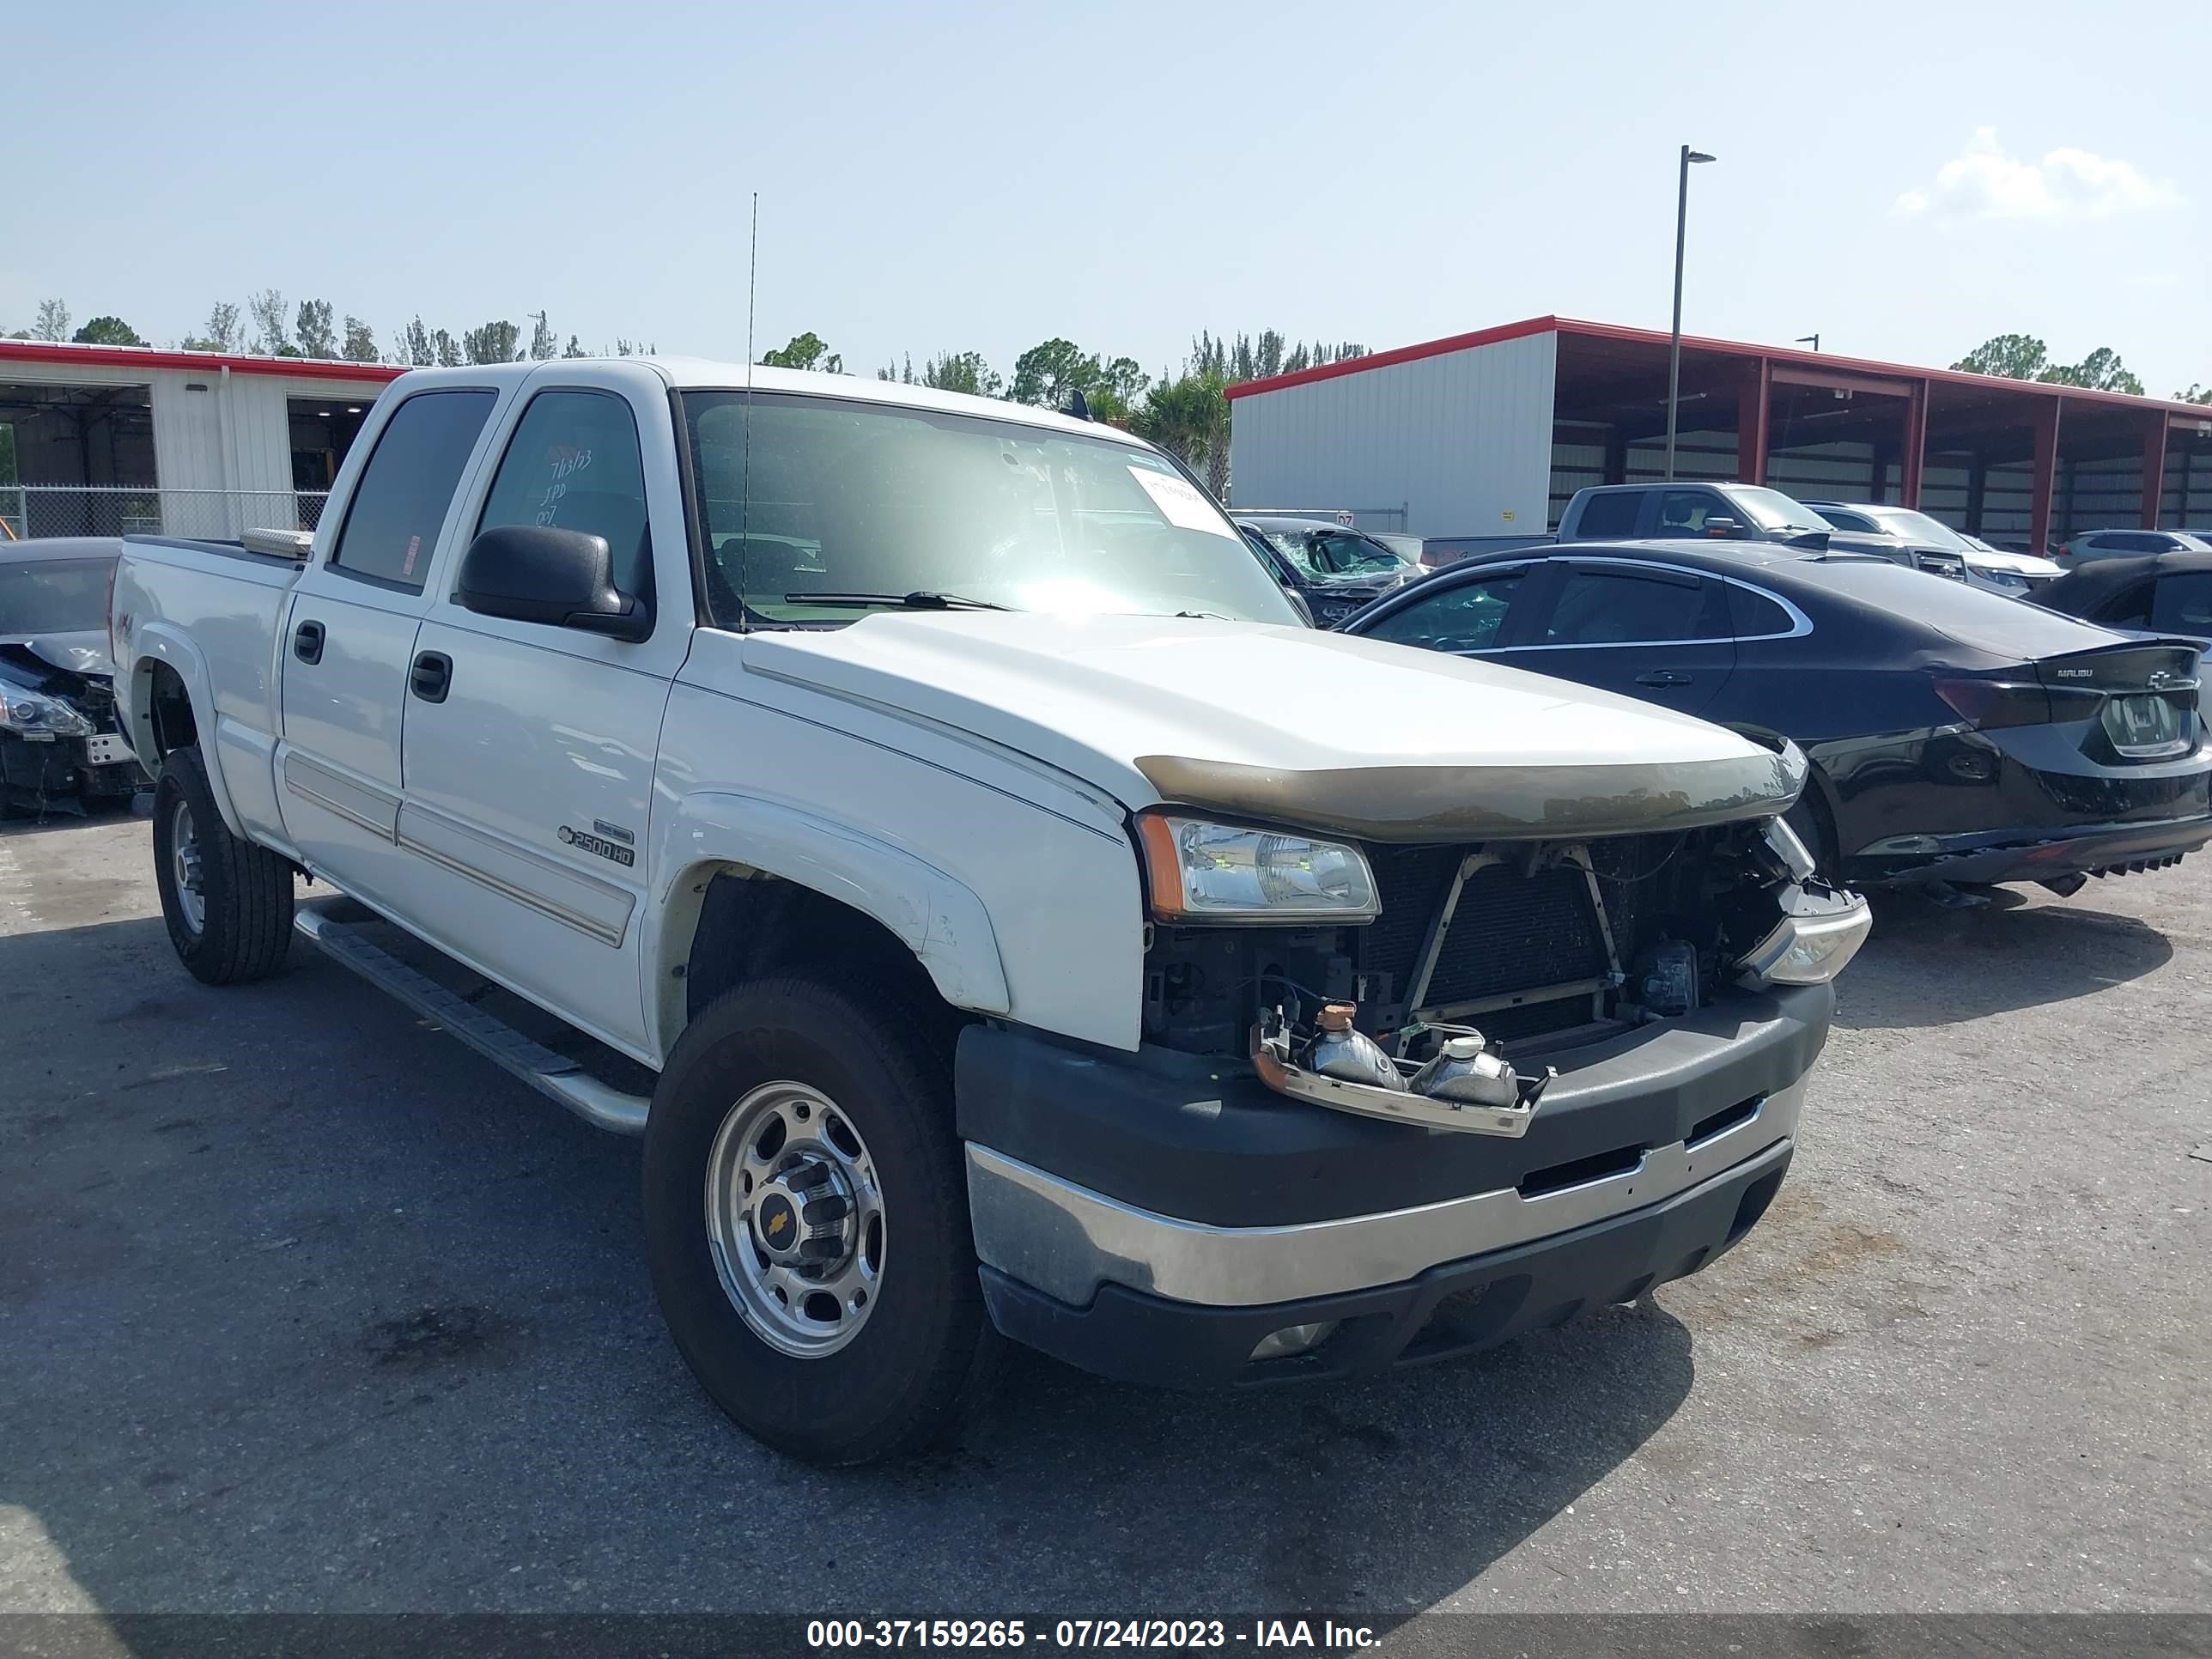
[966,1079,1802,1310]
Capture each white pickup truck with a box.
[111,360,1868,1464]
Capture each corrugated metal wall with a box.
[1228,331,1558,539]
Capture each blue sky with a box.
[8,0,2207,395]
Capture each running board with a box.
[293,903,651,1135]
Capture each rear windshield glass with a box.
[0,558,112,633]
[1813,560,2112,656]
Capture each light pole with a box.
[1664,145,1717,480]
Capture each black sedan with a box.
[1340,539,2212,895]
[1,536,149,816]
[2034,551,2212,641]
[1234,515,1424,626]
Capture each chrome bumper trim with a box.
[965,1080,1801,1310]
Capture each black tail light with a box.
[1931,676,2051,729]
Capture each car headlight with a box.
[0,691,95,738]
[1737,886,1872,986]
[1973,566,2029,592]
[1136,812,1381,924]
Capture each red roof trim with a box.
[1223,316,1560,399]
[0,340,404,384]
[1226,313,2212,421]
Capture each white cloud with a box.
[1894,128,2181,222]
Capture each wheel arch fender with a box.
[647,789,1011,1060]
[129,624,245,838]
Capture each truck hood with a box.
[744,613,1802,842]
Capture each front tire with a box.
[641,975,998,1466]
[152,744,295,985]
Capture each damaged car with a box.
[1344,541,2212,898]
[1,537,149,817]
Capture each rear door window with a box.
[1545,568,1728,644]
[1572,491,1644,538]
[1362,568,1532,653]
[2150,574,2212,634]
[329,391,497,591]
[475,390,653,599]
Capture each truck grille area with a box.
[1140,828,1722,1059]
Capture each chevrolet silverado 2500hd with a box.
[111,360,1869,1465]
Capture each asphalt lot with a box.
[1,812,2206,1617]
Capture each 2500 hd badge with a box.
[557,823,635,866]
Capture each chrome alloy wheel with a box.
[168,798,206,935]
[704,1081,885,1358]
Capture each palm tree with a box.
[1132,373,1231,501]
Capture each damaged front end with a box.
[0,641,147,816]
[1139,801,1869,1139]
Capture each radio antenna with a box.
[738,190,758,635]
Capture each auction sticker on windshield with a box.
[1127,465,1237,539]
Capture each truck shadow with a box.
[0,913,1692,1619]
[1835,885,2171,1030]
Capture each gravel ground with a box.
[1,813,2206,1618]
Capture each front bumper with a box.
[957,984,1828,1385]
[0,731,148,808]
[974,1131,1793,1389]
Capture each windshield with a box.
[1729,487,1833,533]
[0,558,112,634]
[1864,506,1977,553]
[684,392,1300,627]
[1261,526,1414,584]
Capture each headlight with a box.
[1973,566,2029,592]
[0,692,95,738]
[1737,886,1872,986]
[1136,812,1380,924]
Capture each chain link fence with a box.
[0,486,331,544]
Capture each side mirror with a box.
[1702,515,1746,538]
[455,525,651,642]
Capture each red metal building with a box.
[1225,317,2212,552]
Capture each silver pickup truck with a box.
[111,358,1868,1464]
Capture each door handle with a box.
[410,651,453,704]
[293,619,324,665]
[1635,669,1692,687]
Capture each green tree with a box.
[33,299,70,343]
[1010,338,1103,407]
[1952,334,2049,379]
[527,311,556,362]
[341,316,379,362]
[2179,384,2212,406]
[183,301,243,353]
[2037,346,2143,395]
[294,299,338,359]
[562,334,587,359]
[1132,372,1231,498]
[72,315,148,346]
[463,320,521,364]
[878,353,919,385]
[921,350,1002,398]
[433,329,462,368]
[391,317,434,367]
[248,289,291,356]
[760,331,841,374]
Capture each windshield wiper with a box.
[782,590,1010,611]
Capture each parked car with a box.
[2057,529,2212,565]
[2035,551,2212,642]
[0,536,149,816]
[1555,483,1971,580]
[112,359,1862,1464]
[1806,501,2061,597]
[1342,540,2212,896]
[1233,514,1425,625]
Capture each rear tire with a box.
[641,974,999,1466]
[152,744,295,985]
